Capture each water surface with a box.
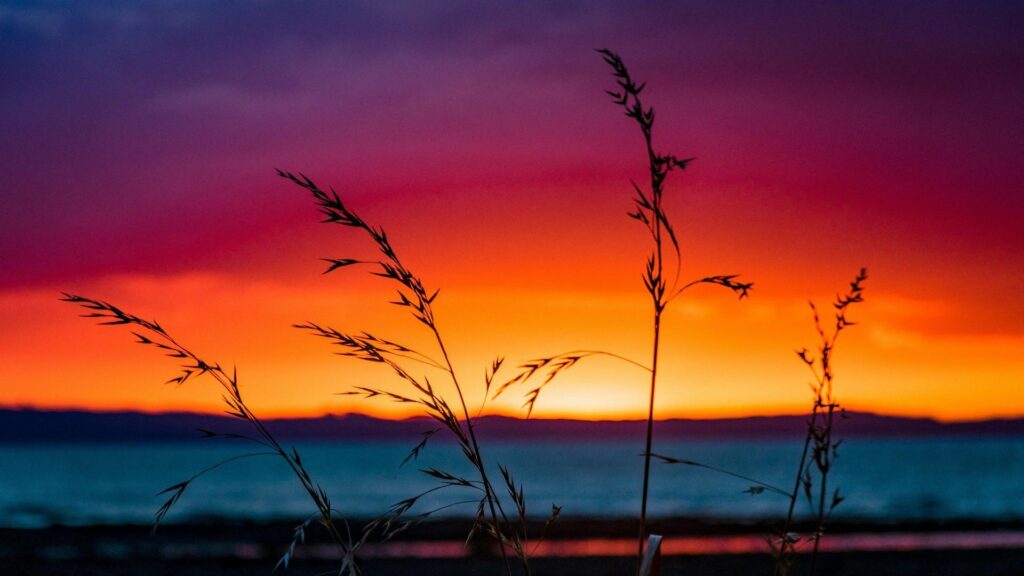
[3,437,1022,528]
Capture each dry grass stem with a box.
[61,294,362,574]
[500,48,752,574]
[279,169,556,575]
[773,268,867,576]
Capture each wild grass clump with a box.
[498,50,869,576]
[63,46,867,576]
[62,170,557,575]
[278,169,556,576]
[496,49,752,572]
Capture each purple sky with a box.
[1,1,1022,419]
[3,1,1021,293]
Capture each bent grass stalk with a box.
[495,49,752,574]
[60,294,361,574]
[280,170,554,576]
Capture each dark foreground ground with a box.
[8,552,1024,576]
[4,518,1024,576]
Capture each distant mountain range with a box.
[2,409,1023,443]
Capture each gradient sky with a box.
[1,1,1022,421]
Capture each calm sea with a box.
[2,437,1023,528]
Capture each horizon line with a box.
[4,404,1023,425]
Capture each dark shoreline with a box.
[5,409,1024,443]
[5,518,1024,575]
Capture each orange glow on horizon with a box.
[4,265,1022,423]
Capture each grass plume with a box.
[497,48,752,573]
[60,293,362,574]
[279,169,555,575]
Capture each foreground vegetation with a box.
[65,49,865,575]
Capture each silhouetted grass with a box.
[60,294,362,574]
[773,268,867,576]
[61,47,869,576]
[497,49,752,574]
[278,169,555,576]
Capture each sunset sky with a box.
[1,1,1022,422]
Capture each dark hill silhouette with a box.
[2,408,1023,443]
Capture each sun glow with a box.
[5,269,1022,421]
